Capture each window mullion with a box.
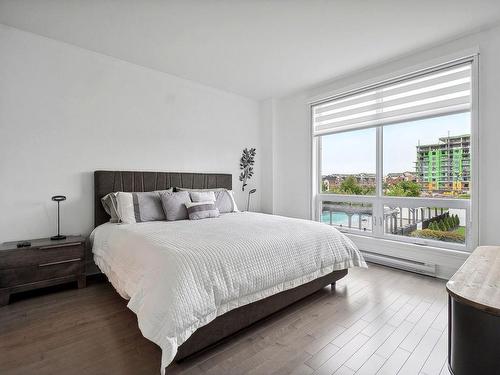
[374,126,384,236]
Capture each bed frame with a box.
[94,170,348,361]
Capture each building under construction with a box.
[415,134,470,193]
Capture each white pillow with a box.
[190,191,216,203]
[226,190,239,212]
[101,192,120,223]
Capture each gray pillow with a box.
[160,191,191,221]
[116,191,167,224]
[185,201,220,220]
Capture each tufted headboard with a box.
[94,170,232,227]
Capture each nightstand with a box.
[0,236,86,306]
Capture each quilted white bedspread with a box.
[91,212,366,373]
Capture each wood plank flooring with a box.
[0,264,450,375]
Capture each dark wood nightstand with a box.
[0,236,86,306]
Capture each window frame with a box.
[310,54,479,252]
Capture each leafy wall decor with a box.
[239,147,256,191]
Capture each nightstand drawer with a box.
[0,244,84,269]
[0,259,83,288]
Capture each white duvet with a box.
[91,212,366,373]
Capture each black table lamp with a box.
[246,189,257,211]
[51,195,67,240]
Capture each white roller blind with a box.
[312,62,472,136]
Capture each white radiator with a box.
[361,251,437,277]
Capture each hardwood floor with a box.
[0,264,451,375]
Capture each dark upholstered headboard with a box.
[94,170,232,227]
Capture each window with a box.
[312,58,476,251]
[320,128,376,195]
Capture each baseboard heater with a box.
[361,250,436,277]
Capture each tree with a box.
[429,221,439,230]
[385,184,405,197]
[399,181,422,197]
[361,185,376,195]
[386,181,421,197]
[339,176,362,195]
[445,216,455,229]
[439,220,447,231]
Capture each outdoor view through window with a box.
[320,112,470,246]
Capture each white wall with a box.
[258,98,276,214]
[0,24,261,242]
[269,24,500,277]
[274,93,311,219]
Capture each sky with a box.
[321,112,471,176]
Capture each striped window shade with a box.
[312,62,472,136]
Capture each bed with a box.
[91,170,366,373]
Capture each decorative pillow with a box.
[190,191,216,203]
[101,193,120,223]
[160,191,191,221]
[214,190,239,213]
[177,188,238,213]
[115,191,167,224]
[185,201,220,220]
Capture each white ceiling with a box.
[1,1,500,100]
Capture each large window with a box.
[312,58,476,251]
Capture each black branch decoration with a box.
[239,147,256,191]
